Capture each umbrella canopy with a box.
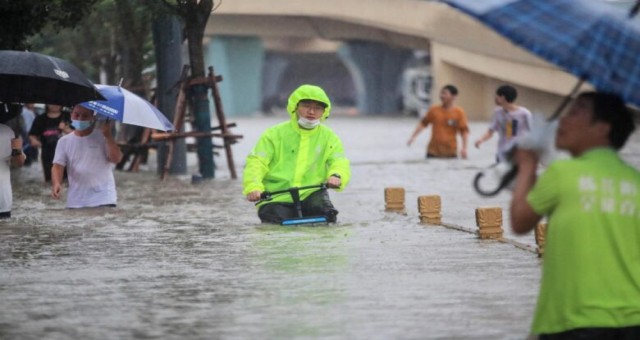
[0,103,22,125]
[0,50,105,106]
[442,0,640,108]
[79,85,174,132]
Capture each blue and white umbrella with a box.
[80,85,174,131]
[443,0,640,196]
[442,0,640,109]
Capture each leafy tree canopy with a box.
[28,0,156,87]
[0,0,100,50]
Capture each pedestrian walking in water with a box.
[407,84,469,159]
[510,92,640,338]
[0,122,26,218]
[28,104,68,182]
[243,84,351,224]
[474,85,532,162]
[51,105,123,208]
[21,103,38,166]
[58,115,74,136]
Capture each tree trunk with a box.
[182,0,215,179]
[153,14,187,176]
[115,0,148,92]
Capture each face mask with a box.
[71,119,93,131]
[298,117,320,129]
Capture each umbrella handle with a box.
[548,79,585,121]
[473,162,519,197]
[629,0,640,18]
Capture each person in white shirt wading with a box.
[51,105,123,208]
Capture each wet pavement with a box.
[2,114,639,339]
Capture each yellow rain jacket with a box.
[243,84,351,207]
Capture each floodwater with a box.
[2,114,640,339]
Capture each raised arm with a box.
[101,121,123,164]
[510,149,543,234]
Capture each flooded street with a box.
[3,114,640,339]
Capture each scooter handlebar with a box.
[258,183,329,202]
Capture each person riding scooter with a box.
[243,84,351,224]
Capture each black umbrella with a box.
[0,103,21,125]
[0,50,105,106]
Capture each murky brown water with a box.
[2,115,639,339]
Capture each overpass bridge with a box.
[204,0,585,119]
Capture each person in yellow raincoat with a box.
[243,84,351,224]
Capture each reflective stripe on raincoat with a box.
[242,84,351,207]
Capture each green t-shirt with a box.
[528,148,640,334]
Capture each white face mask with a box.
[298,117,320,129]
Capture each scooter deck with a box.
[281,216,328,226]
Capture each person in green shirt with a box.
[243,84,351,224]
[510,92,640,339]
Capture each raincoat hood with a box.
[286,84,332,121]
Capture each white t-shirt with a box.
[53,129,117,208]
[0,124,14,213]
[489,106,533,162]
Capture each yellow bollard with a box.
[535,222,547,257]
[384,187,406,214]
[417,195,441,225]
[475,207,504,239]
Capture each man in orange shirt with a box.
[407,84,469,158]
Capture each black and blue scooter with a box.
[258,184,332,226]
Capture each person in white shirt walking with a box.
[475,85,533,162]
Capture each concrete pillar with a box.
[384,187,406,214]
[535,222,547,257]
[338,41,412,115]
[205,36,265,117]
[417,195,441,225]
[475,207,504,239]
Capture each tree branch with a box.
[159,0,183,16]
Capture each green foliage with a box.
[0,0,100,50]
[6,0,215,96]
[28,0,156,88]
